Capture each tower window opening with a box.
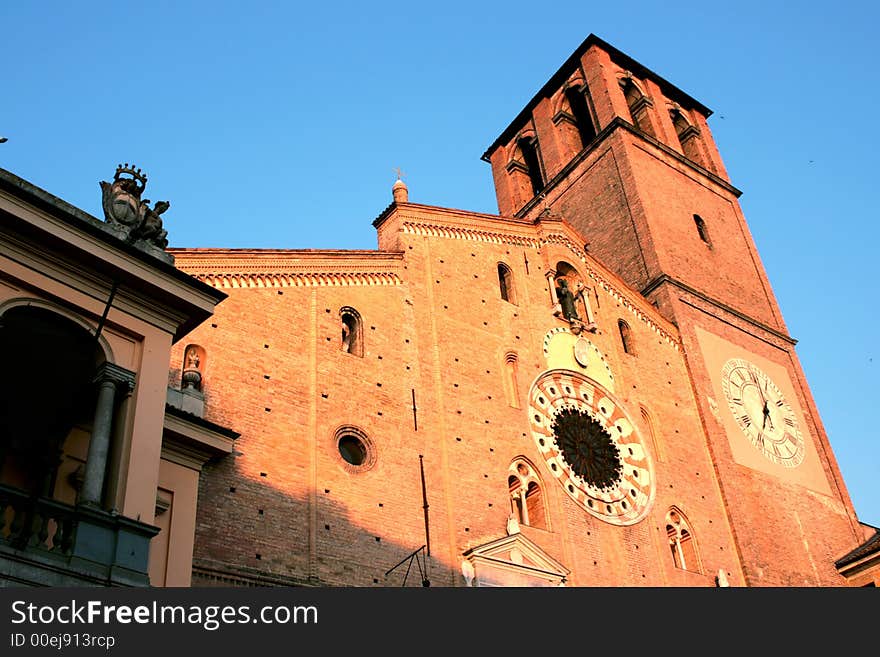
[518,137,544,196]
[565,86,597,147]
[671,109,705,166]
[621,78,655,137]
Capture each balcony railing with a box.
[0,482,159,587]
[0,483,76,555]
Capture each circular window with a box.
[338,435,367,466]
[528,369,655,526]
[333,426,375,472]
[551,407,622,491]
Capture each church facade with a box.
[1,35,877,587]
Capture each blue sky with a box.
[3,2,878,528]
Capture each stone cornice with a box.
[169,249,405,289]
[162,405,237,471]
[401,220,539,249]
[642,274,796,346]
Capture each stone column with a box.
[547,272,559,306]
[80,362,136,508]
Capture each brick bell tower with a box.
[482,34,864,585]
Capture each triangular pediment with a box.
[461,531,569,587]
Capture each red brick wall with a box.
[170,209,753,587]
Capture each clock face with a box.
[528,370,654,526]
[720,358,805,468]
[573,337,592,368]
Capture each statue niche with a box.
[181,345,205,393]
[99,163,170,249]
[553,261,596,334]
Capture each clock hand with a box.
[762,401,774,430]
[755,376,767,405]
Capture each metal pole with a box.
[420,454,430,557]
[93,278,119,345]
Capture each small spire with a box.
[392,167,408,203]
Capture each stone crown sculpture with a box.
[99,163,169,249]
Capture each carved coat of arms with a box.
[99,164,169,249]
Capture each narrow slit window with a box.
[693,214,711,247]
[497,263,515,304]
[618,319,636,356]
[504,352,520,408]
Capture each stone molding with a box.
[92,361,137,391]
[401,220,539,249]
[172,251,404,289]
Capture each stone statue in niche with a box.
[186,348,200,370]
[556,279,581,321]
[99,163,170,249]
[181,347,202,391]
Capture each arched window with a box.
[340,307,364,357]
[564,85,597,148]
[618,319,636,355]
[508,459,548,530]
[525,482,544,528]
[670,108,705,166]
[665,508,701,573]
[621,77,655,137]
[497,263,515,304]
[509,475,525,524]
[517,137,544,196]
[503,352,520,408]
[693,214,711,248]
